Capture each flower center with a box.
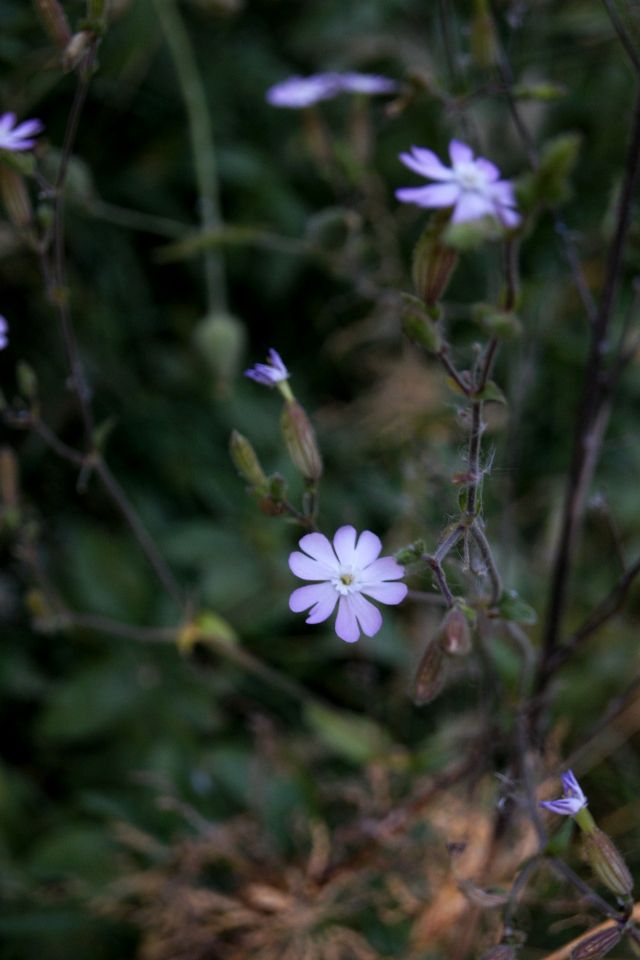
[332,569,358,596]
[454,162,486,192]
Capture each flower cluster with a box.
[396,140,520,228]
[266,72,398,109]
[288,526,407,643]
[539,770,588,816]
[0,112,43,152]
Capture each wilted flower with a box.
[539,770,588,816]
[396,140,520,228]
[244,348,289,387]
[266,72,398,108]
[289,525,407,643]
[0,113,44,152]
[0,316,8,350]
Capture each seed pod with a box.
[440,607,472,657]
[582,828,634,898]
[281,399,323,482]
[413,637,447,705]
[412,221,458,306]
[33,0,72,48]
[570,924,624,960]
[229,430,268,492]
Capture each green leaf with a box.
[305,703,390,765]
[498,589,538,625]
[475,380,508,405]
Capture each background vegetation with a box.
[2,1,640,957]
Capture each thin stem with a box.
[538,84,640,698]
[601,0,640,75]
[424,525,462,607]
[152,0,227,314]
[470,521,502,605]
[437,345,471,395]
[94,459,184,608]
[548,858,622,921]
[466,401,484,516]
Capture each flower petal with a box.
[449,139,474,166]
[539,797,584,816]
[353,530,381,568]
[399,147,453,181]
[497,205,521,228]
[396,183,460,208]
[11,119,43,139]
[361,556,405,581]
[475,157,500,182]
[288,551,333,580]
[333,525,357,565]
[289,583,330,613]
[490,180,517,205]
[335,596,360,643]
[305,582,338,624]
[350,593,383,637]
[451,192,494,223]
[298,532,339,570]
[0,113,16,134]
[361,581,408,605]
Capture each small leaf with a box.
[498,589,537,625]
[475,380,507,405]
[305,703,390,764]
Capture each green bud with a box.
[193,312,247,393]
[413,637,448,705]
[229,430,268,492]
[472,303,521,340]
[394,539,426,565]
[281,399,323,482]
[401,294,442,352]
[16,362,38,401]
[470,0,498,68]
[412,221,458,306]
[439,607,472,657]
[582,827,634,898]
[570,924,623,960]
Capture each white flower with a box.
[396,139,520,228]
[288,525,407,643]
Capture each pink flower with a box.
[244,348,289,387]
[396,139,520,228]
[288,525,407,643]
[0,113,43,152]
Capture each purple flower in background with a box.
[244,348,289,387]
[266,74,341,108]
[0,113,43,152]
[289,525,407,643]
[0,316,8,350]
[396,140,520,228]
[338,73,399,95]
[539,770,588,816]
[266,72,398,108]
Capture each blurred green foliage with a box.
[2,1,640,958]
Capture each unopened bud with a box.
[63,31,94,72]
[413,637,448,705]
[281,399,323,482]
[412,222,458,306]
[34,0,72,49]
[440,607,472,657]
[480,946,516,960]
[582,828,634,898]
[193,312,247,393]
[401,294,442,352]
[229,431,268,492]
[0,166,34,234]
[570,924,623,960]
[473,303,521,340]
[470,0,499,68]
